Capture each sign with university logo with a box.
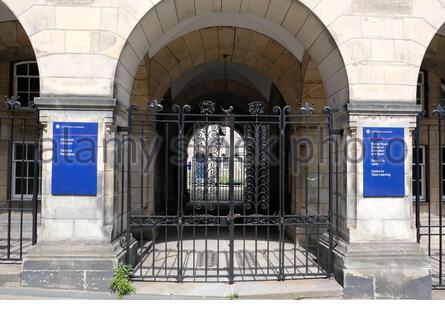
[363,127,405,197]
[52,122,98,196]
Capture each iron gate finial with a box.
[149,99,164,112]
[433,104,445,118]
[300,102,314,115]
[5,96,21,111]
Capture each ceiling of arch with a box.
[117,1,349,108]
[171,62,273,100]
[422,34,445,79]
[174,79,266,107]
[0,21,32,52]
[0,3,15,23]
[131,26,302,106]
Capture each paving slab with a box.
[133,278,343,299]
[0,278,343,300]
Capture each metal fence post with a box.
[31,103,40,245]
[433,104,445,287]
[323,106,334,275]
[227,107,235,284]
[414,113,422,243]
[126,105,136,265]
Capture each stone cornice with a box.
[347,102,422,116]
[34,96,116,111]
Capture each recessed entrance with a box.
[115,18,343,282]
[124,97,336,282]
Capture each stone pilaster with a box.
[21,96,120,292]
[327,103,432,299]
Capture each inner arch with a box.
[115,0,349,109]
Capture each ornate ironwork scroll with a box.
[191,100,222,211]
[244,101,270,214]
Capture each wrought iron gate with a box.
[415,105,445,289]
[0,97,40,261]
[125,100,336,282]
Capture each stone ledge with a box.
[35,96,116,110]
[347,102,422,115]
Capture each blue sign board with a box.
[363,127,405,197]
[52,122,98,196]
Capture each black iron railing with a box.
[123,100,338,282]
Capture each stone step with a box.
[0,263,21,288]
[21,242,118,292]
[133,278,343,299]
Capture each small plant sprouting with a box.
[229,292,239,300]
[292,296,304,300]
[110,264,136,299]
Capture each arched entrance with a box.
[0,2,41,261]
[116,1,347,282]
[414,23,445,289]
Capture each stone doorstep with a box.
[19,241,119,292]
[0,282,341,300]
[131,278,344,299]
[0,264,344,298]
[343,242,432,270]
[23,241,117,258]
[0,263,21,288]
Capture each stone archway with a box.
[115,0,350,109]
[0,2,40,261]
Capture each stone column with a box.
[21,97,120,292]
[331,103,431,299]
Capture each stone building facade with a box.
[0,0,444,299]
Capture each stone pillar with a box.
[21,97,119,292]
[331,103,431,299]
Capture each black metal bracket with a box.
[117,126,128,134]
[330,129,344,136]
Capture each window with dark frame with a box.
[416,71,426,113]
[413,145,426,201]
[13,61,39,108]
[12,143,41,199]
